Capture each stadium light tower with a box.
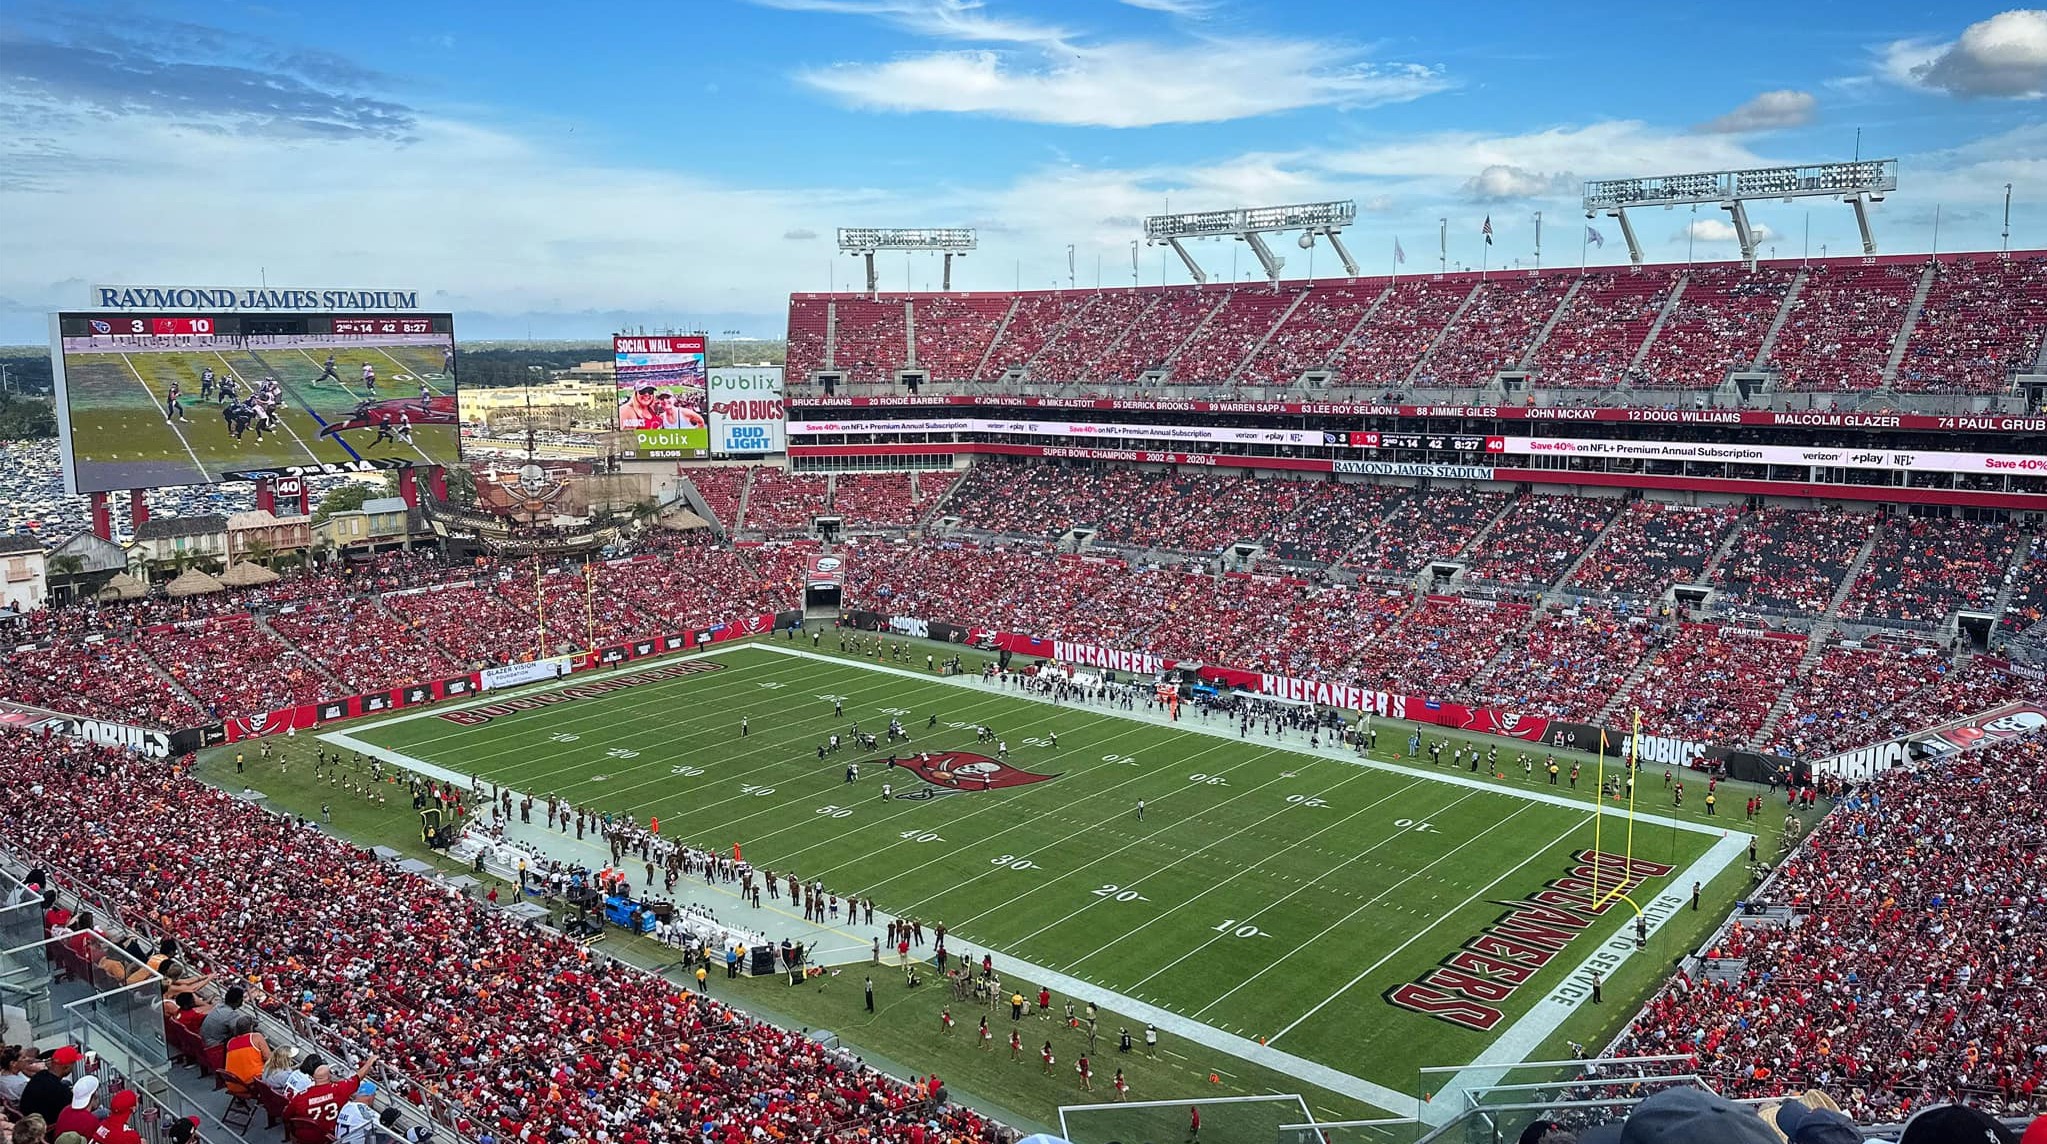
[1582,160,1898,270]
[836,228,978,293]
[1143,200,1359,286]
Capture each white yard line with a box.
[374,345,451,396]
[119,353,210,481]
[1266,812,1582,1042]
[295,348,434,463]
[319,639,1754,1126]
[211,351,326,465]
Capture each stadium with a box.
[3,6,2047,1144]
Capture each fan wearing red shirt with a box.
[91,1090,142,1144]
[286,1054,378,1127]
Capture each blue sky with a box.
[2,0,2045,342]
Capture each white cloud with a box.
[1461,164,1571,201]
[1117,0,1212,14]
[798,39,1448,127]
[783,227,819,240]
[1882,9,2047,98]
[1316,120,1767,184]
[1696,89,1817,133]
[1681,218,1775,243]
[748,0,1065,44]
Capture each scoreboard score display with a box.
[50,309,463,495]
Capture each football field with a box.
[55,338,459,491]
[327,641,1747,1121]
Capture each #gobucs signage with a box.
[894,751,1058,798]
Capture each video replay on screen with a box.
[50,311,461,494]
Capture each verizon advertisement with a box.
[789,417,1323,448]
[709,367,785,455]
[1489,435,2047,477]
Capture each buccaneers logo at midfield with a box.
[895,751,1058,798]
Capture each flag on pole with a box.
[1482,216,1494,246]
[1585,225,1606,248]
[1394,237,1406,265]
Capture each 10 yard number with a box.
[1213,919,1272,939]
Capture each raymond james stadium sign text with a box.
[91,285,422,312]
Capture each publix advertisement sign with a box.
[708,366,786,454]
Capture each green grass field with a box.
[286,638,1759,1133]
[57,338,459,491]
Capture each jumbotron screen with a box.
[49,311,461,494]
[614,335,708,458]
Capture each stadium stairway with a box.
[1698,506,1755,584]
[1225,288,1309,384]
[672,474,721,534]
[1547,497,1635,598]
[1750,267,1809,369]
[1160,292,1233,378]
[1752,623,1835,750]
[969,298,1019,381]
[1404,282,1483,385]
[1626,272,1691,376]
[1879,261,1941,389]
[255,615,346,690]
[1595,640,1662,727]
[1823,519,1888,620]
[821,300,839,370]
[1446,493,1527,565]
[1512,276,1586,371]
[733,467,756,535]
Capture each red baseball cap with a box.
[48,1047,82,1067]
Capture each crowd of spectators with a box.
[1894,256,2047,394]
[1767,641,1954,758]
[1530,271,1678,389]
[1238,284,1381,384]
[1376,597,1526,698]
[1615,625,1807,745]
[139,615,331,722]
[829,473,928,530]
[1766,264,1917,392]
[685,468,750,532]
[910,296,1008,380]
[0,729,994,1144]
[1329,279,1470,385]
[1414,278,1568,388]
[1467,605,1654,722]
[1265,482,1408,565]
[783,296,830,381]
[738,470,830,534]
[975,294,1090,379]
[1171,290,1296,382]
[1569,502,1742,599]
[1026,293,1150,382]
[2003,534,2047,638]
[1086,292,1219,382]
[1840,517,2020,625]
[1365,488,1513,574]
[266,598,469,693]
[829,298,910,383]
[1712,508,1875,616]
[1,635,205,730]
[1461,493,1619,588]
[1611,734,2047,1120]
[1632,266,1792,390]
[790,255,2047,395]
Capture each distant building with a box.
[314,496,417,552]
[226,509,312,563]
[131,515,228,573]
[0,536,47,614]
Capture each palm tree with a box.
[46,553,84,604]
[246,536,276,570]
